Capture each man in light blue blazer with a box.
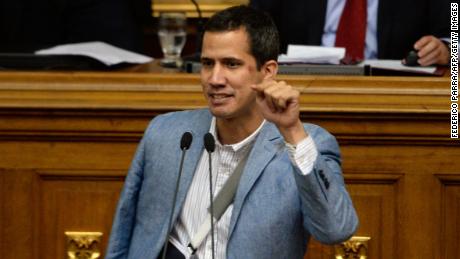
[106,5,358,259]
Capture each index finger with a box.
[414,35,435,50]
[251,78,277,92]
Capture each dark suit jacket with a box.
[0,0,151,53]
[250,0,450,59]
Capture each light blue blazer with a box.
[106,109,358,259]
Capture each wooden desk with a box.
[0,67,457,259]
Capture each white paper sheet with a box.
[278,45,345,64]
[361,59,437,74]
[35,41,153,66]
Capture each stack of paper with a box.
[35,41,153,66]
[278,45,345,64]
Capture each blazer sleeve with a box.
[292,126,358,245]
[105,121,155,258]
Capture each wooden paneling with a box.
[305,174,400,259]
[0,69,457,259]
[438,175,460,259]
[38,171,124,259]
[346,175,399,259]
[0,170,35,259]
[0,170,3,256]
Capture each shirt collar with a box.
[209,117,266,152]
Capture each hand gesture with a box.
[251,79,307,144]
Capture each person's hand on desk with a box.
[412,35,450,66]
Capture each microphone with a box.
[203,132,215,152]
[203,132,216,259]
[181,131,193,150]
[161,132,193,259]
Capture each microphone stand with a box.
[204,133,216,259]
[190,0,203,54]
[161,132,193,259]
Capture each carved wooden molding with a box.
[335,236,371,259]
[0,71,449,113]
[65,232,102,259]
[435,174,460,184]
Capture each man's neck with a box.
[216,113,264,145]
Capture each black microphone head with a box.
[180,132,193,150]
[203,133,215,153]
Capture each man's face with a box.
[200,28,265,120]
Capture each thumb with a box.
[251,84,265,100]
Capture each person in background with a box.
[250,0,450,66]
[0,0,151,53]
[105,5,358,259]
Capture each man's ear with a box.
[261,60,278,79]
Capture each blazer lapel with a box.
[228,123,281,238]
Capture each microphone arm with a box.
[203,133,216,259]
[189,0,204,60]
[190,0,202,20]
[161,132,193,259]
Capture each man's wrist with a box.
[441,39,451,66]
[441,39,451,51]
[284,137,318,176]
[279,120,308,145]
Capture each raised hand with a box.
[251,78,307,144]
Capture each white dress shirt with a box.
[170,118,318,258]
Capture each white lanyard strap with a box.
[187,151,251,254]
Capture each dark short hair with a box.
[203,5,279,69]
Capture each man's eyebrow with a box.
[200,57,244,63]
[200,57,213,62]
[221,57,243,63]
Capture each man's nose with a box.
[208,64,226,86]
